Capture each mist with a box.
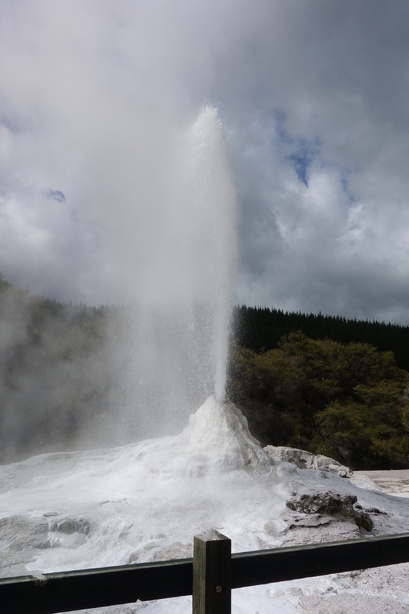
[0,104,237,462]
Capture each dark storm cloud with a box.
[1,0,409,322]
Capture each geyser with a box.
[184,106,237,403]
[110,107,237,439]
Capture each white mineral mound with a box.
[180,395,272,474]
[1,396,409,614]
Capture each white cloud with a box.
[1,0,409,322]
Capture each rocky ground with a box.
[1,398,409,613]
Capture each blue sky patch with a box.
[341,173,356,204]
[274,111,321,187]
[47,189,66,202]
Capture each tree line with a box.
[233,305,409,371]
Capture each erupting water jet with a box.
[112,106,237,439]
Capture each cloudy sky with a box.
[1,0,409,324]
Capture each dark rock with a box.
[286,491,373,532]
[286,492,357,516]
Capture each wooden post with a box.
[193,529,231,614]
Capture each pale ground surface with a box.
[1,397,409,614]
[356,469,409,496]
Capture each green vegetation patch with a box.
[227,332,409,470]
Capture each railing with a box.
[1,531,409,613]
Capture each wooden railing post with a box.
[193,529,231,614]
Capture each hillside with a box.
[1,275,409,469]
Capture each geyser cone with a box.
[181,396,272,474]
[115,397,273,480]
